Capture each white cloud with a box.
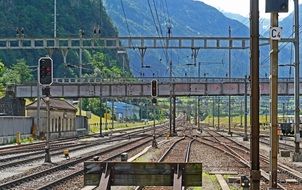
[199,0,295,19]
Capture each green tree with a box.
[12,59,33,82]
[0,59,33,87]
[82,98,108,117]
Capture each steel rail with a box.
[0,137,151,189]
[34,124,172,190]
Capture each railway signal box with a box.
[38,57,53,86]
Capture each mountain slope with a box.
[0,0,122,78]
[103,0,250,77]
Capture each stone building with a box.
[0,92,25,116]
[26,98,77,139]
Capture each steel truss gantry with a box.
[0,36,293,50]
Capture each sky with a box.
[199,0,296,19]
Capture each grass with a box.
[203,114,271,127]
[77,110,163,133]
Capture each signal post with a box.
[38,57,53,163]
[266,0,289,189]
[151,80,158,147]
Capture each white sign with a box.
[270,27,282,40]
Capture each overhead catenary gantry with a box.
[1,36,293,50]
[2,36,294,69]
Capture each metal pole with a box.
[283,102,286,122]
[169,60,172,136]
[173,96,176,135]
[44,97,51,163]
[54,0,57,38]
[195,97,198,125]
[37,84,41,137]
[198,62,201,132]
[212,97,215,128]
[250,0,261,189]
[293,0,301,158]
[240,100,243,127]
[105,100,108,130]
[152,101,157,148]
[198,97,201,132]
[228,26,232,135]
[269,12,279,189]
[79,32,83,116]
[198,62,201,80]
[122,55,125,73]
[244,76,248,141]
[217,97,220,131]
[111,100,114,130]
[99,96,103,137]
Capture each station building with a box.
[26,98,77,139]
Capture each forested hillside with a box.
[0,0,129,81]
[103,0,250,77]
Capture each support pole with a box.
[293,0,301,161]
[212,97,215,128]
[169,60,173,136]
[217,97,220,131]
[79,33,83,116]
[269,12,279,189]
[44,96,51,163]
[54,0,57,38]
[250,0,261,189]
[243,75,248,141]
[173,96,176,135]
[228,26,232,135]
[105,100,108,131]
[152,100,157,148]
[99,96,103,137]
[111,100,114,130]
[37,84,41,137]
[195,97,198,125]
[198,97,201,132]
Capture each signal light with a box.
[38,57,53,86]
[151,80,158,97]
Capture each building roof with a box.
[26,98,77,112]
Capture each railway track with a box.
[0,124,167,171]
[0,123,172,190]
[0,137,152,189]
[199,129,302,189]
[0,124,157,156]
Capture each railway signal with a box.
[38,57,53,86]
[151,80,158,97]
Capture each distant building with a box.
[0,92,25,116]
[107,101,140,121]
[26,98,77,138]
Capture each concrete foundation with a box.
[292,152,302,162]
